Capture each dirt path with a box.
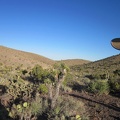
[65,91,120,120]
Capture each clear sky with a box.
[0,0,120,61]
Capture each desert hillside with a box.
[0,46,90,68]
[0,46,55,69]
[0,46,120,120]
[69,54,120,120]
[71,54,120,73]
[58,59,90,66]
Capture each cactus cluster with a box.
[7,78,36,101]
[8,102,30,119]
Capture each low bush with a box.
[38,84,48,94]
[109,78,120,93]
[47,96,89,120]
[88,80,110,95]
[63,73,73,85]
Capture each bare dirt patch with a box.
[65,91,120,120]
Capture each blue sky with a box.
[0,0,120,61]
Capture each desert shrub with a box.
[61,84,72,93]
[31,65,55,84]
[42,69,55,83]
[86,73,107,80]
[47,96,89,120]
[81,77,91,85]
[54,63,69,72]
[38,84,48,94]
[30,97,48,117]
[93,73,101,80]
[30,100,43,116]
[63,73,73,86]
[88,80,110,95]
[109,78,120,93]
[32,65,44,80]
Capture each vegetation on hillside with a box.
[0,47,120,120]
[0,63,89,120]
[70,54,120,96]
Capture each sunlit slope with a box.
[58,59,91,66]
[0,46,92,69]
[71,54,120,76]
[0,46,55,68]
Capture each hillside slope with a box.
[0,46,90,68]
[58,59,91,66]
[0,46,55,68]
[71,54,120,76]
[69,54,120,120]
